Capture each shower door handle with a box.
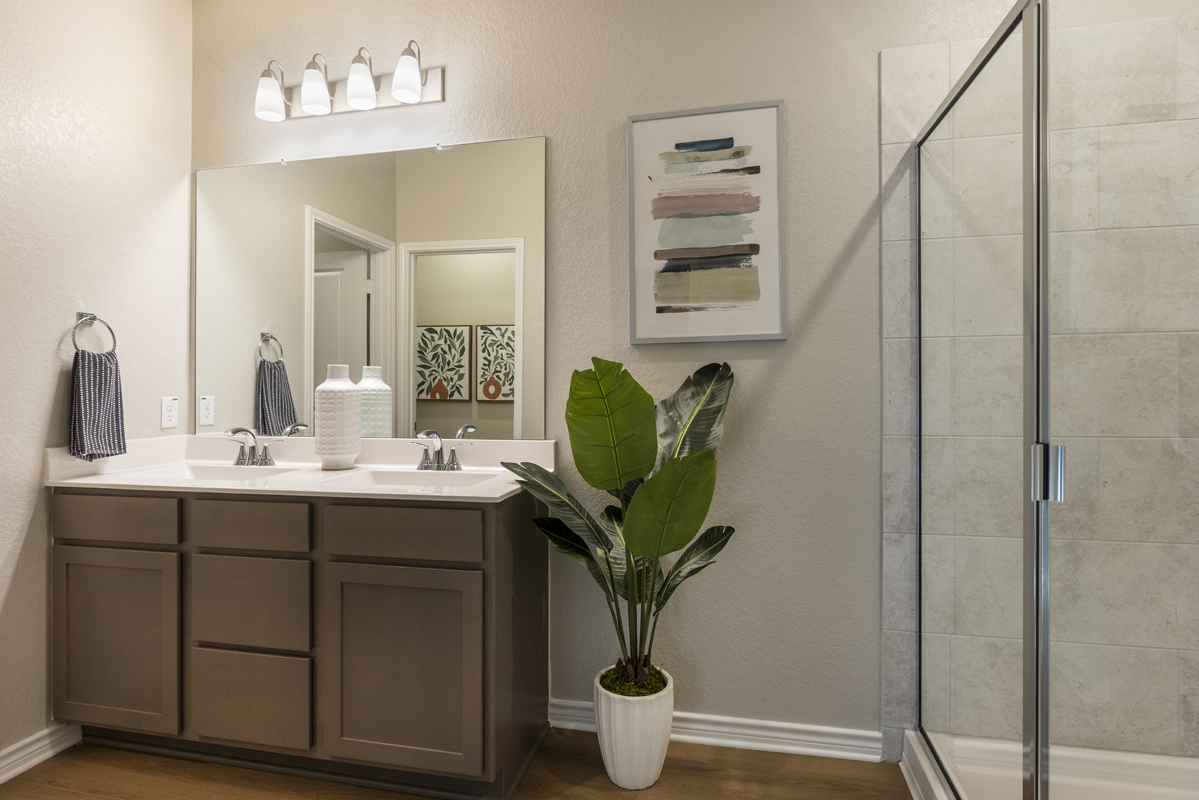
[1031,443,1065,503]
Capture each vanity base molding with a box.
[51,488,549,800]
[81,724,550,800]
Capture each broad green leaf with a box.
[533,517,613,602]
[565,358,656,491]
[502,461,614,551]
[623,450,718,559]
[655,525,734,611]
[655,362,734,474]
[606,478,645,509]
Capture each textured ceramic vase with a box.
[356,366,393,438]
[314,364,361,470]
[593,668,673,790]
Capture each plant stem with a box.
[639,563,656,666]
[625,550,640,666]
[646,605,661,664]
[603,549,629,661]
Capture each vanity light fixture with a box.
[391,40,424,104]
[346,47,377,110]
[300,54,331,115]
[254,61,288,122]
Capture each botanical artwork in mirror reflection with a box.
[416,325,472,402]
[476,325,515,402]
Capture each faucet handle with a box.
[447,442,473,471]
[409,441,434,470]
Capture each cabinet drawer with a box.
[190,647,310,750]
[191,499,309,552]
[191,555,310,652]
[53,494,179,545]
[325,506,483,563]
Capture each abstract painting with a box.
[476,324,516,402]
[415,325,471,402]
[628,101,786,343]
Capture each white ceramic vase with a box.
[356,365,393,438]
[593,667,673,790]
[314,364,361,470]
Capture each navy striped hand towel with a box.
[69,349,127,462]
[256,359,298,436]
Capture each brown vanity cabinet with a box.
[50,487,548,800]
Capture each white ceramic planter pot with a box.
[593,667,673,790]
[356,365,393,438]
[314,364,361,470]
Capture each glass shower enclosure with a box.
[916,1,1199,798]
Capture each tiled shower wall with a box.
[881,15,1199,762]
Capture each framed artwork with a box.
[415,325,472,402]
[475,324,516,403]
[627,100,786,343]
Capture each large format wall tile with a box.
[1050,227,1199,334]
[1049,128,1099,232]
[1046,437,1100,540]
[1099,438,1199,544]
[1050,642,1181,755]
[921,437,954,536]
[1184,650,1199,757]
[883,630,918,728]
[883,338,916,436]
[954,235,1022,337]
[1181,16,1199,120]
[882,143,915,242]
[1050,17,1178,130]
[922,633,953,733]
[922,338,952,436]
[1053,539,1199,650]
[881,43,951,145]
[953,437,1023,539]
[883,436,915,534]
[952,635,1022,740]
[1050,333,1179,438]
[922,533,954,634]
[950,32,1022,140]
[920,238,954,338]
[952,336,1022,436]
[952,136,1022,238]
[954,536,1022,639]
[883,533,917,632]
[1181,334,1199,438]
[882,240,916,339]
[1100,120,1199,229]
[919,139,954,240]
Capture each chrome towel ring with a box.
[72,312,116,353]
[259,332,283,362]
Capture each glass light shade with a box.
[391,50,422,104]
[346,60,377,110]
[301,63,331,115]
[254,72,286,122]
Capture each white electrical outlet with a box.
[198,396,215,426]
[161,396,179,429]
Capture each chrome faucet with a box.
[455,424,476,439]
[415,430,444,470]
[225,428,258,466]
[256,423,309,467]
[446,442,472,471]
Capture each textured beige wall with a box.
[191,0,1023,732]
[415,252,517,440]
[195,153,397,432]
[0,0,192,750]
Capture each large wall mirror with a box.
[195,137,546,440]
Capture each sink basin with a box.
[126,464,298,483]
[320,469,500,489]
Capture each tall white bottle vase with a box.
[356,366,394,438]
[314,364,361,470]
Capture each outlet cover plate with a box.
[198,396,215,426]
[161,396,179,429]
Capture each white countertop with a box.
[45,435,555,503]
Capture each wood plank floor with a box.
[0,730,912,800]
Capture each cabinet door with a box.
[323,563,483,776]
[53,546,180,734]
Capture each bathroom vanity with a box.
[46,436,552,800]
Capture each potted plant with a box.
[504,358,735,790]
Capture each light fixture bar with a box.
[284,66,443,119]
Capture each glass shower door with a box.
[919,16,1027,800]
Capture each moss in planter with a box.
[600,665,667,697]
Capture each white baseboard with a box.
[900,729,955,800]
[0,723,81,785]
[548,698,882,763]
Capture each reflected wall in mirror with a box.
[195,137,546,440]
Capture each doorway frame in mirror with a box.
[305,206,397,431]
[399,238,525,438]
